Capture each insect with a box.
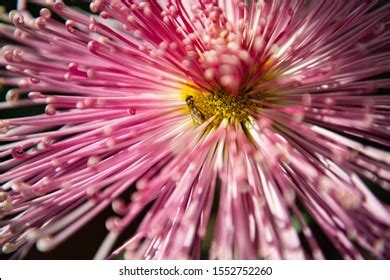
[186,95,206,126]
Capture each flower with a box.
[0,0,389,260]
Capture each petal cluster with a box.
[0,0,389,259]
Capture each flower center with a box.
[185,88,258,126]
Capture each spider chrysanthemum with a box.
[0,0,389,259]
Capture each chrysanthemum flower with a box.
[0,0,389,260]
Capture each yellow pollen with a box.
[181,83,260,127]
[193,90,252,121]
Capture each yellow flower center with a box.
[182,84,263,127]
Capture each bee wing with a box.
[189,107,205,126]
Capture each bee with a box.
[186,95,206,126]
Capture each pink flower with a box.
[0,0,389,259]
